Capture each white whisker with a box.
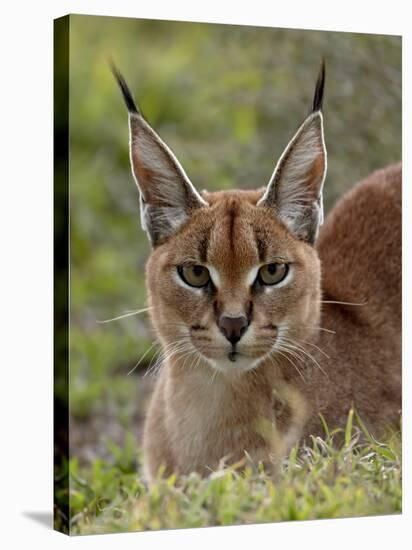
[321,300,367,307]
[299,339,330,359]
[128,340,158,376]
[294,324,336,334]
[281,336,329,379]
[144,337,195,377]
[273,346,306,383]
[97,307,152,324]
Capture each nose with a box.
[218,315,249,345]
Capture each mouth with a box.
[228,350,239,362]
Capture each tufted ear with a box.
[257,61,327,244]
[112,66,207,246]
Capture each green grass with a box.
[59,413,401,535]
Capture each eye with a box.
[258,263,289,285]
[178,265,211,288]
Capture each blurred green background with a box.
[67,15,401,462]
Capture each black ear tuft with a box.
[110,62,140,115]
[312,59,326,113]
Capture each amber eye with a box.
[258,263,289,285]
[178,265,211,288]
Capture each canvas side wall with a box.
[54,14,70,536]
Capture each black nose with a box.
[218,315,249,345]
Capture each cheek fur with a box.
[148,265,215,336]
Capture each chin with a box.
[208,353,262,374]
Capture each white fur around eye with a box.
[206,265,221,288]
[246,264,292,288]
[245,266,260,287]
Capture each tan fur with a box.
[142,164,401,481]
[111,64,400,481]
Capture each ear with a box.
[112,66,207,246]
[129,113,208,245]
[257,62,327,244]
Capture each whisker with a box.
[189,351,204,375]
[196,351,207,372]
[154,341,190,365]
[294,324,336,335]
[208,365,220,386]
[277,343,313,378]
[185,350,203,376]
[97,307,152,324]
[144,345,163,377]
[145,347,164,375]
[320,300,367,307]
[281,337,329,379]
[181,349,198,370]
[143,338,190,377]
[128,340,158,376]
[145,343,181,378]
[300,340,330,359]
[273,347,306,383]
[277,344,306,366]
[286,334,330,359]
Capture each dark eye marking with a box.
[254,235,266,262]
[198,235,209,263]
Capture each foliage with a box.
[64,415,401,534]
